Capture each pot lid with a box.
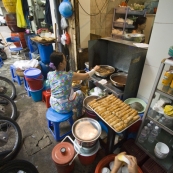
[52,142,75,165]
[72,118,101,142]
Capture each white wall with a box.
[79,0,90,48]
[137,0,173,102]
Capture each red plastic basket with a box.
[121,139,149,166]
[141,158,167,173]
[95,154,143,173]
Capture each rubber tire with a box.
[0,76,16,100]
[0,51,7,60]
[0,116,22,166]
[0,159,39,173]
[0,94,17,120]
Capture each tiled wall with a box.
[137,0,173,102]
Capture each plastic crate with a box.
[121,139,149,166]
[141,158,167,173]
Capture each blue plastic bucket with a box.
[28,87,43,102]
[37,43,53,64]
[24,68,41,78]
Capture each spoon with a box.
[129,102,144,112]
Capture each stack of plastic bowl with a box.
[154,142,169,159]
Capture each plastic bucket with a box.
[85,109,98,120]
[24,68,43,90]
[29,87,44,102]
[37,43,53,64]
[95,154,143,173]
[74,140,100,165]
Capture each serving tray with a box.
[88,95,140,133]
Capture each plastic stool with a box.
[46,108,74,141]
[0,58,4,68]
[42,89,51,108]
[10,65,23,85]
[24,77,31,97]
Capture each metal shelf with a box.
[147,115,173,135]
[115,7,146,15]
[113,21,135,29]
[90,75,124,99]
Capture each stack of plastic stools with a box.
[46,107,74,141]
[24,77,31,97]
[10,65,23,85]
[141,158,167,173]
[121,139,149,166]
[42,89,51,108]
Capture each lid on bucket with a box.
[24,68,41,78]
[52,142,75,165]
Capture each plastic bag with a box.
[61,17,68,30]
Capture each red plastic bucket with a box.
[24,68,43,90]
[95,154,143,173]
[74,140,100,165]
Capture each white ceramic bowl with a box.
[154,142,169,159]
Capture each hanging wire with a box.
[77,0,109,16]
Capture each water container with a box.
[29,87,44,102]
[24,68,43,90]
[37,43,53,64]
[138,126,148,143]
[148,126,159,143]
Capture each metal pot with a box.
[110,72,128,87]
[72,118,101,148]
[95,65,115,78]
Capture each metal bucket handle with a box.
[61,135,81,165]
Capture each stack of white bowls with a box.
[154,142,169,159]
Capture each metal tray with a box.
[88,100,140,133]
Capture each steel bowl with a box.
[83,95,98,112]
[123,33,145,43]
[72,118,101,148]
[95,65,115,78]
[110,72,128,87]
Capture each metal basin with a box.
[83,95,98,112]
[110,72,128,87]
[123,33,145,43]
[95,65,115,78]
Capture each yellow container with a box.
[2,0,17,13]
[162,71,173,85]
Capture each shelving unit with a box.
[136,57,173,172]
[112,7,146,39]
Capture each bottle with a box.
[147,123,152,133]
[150,121,154,129]
[148,126,159,143]
[138,126,148,143]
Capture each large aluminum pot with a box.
[110,72,128,87]
[83,95,98,113]
[95,65,115,78]
[72,118,101,148]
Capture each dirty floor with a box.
[0,27,107,173]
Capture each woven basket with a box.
[2,0,17,13]
[16,64,41,77]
